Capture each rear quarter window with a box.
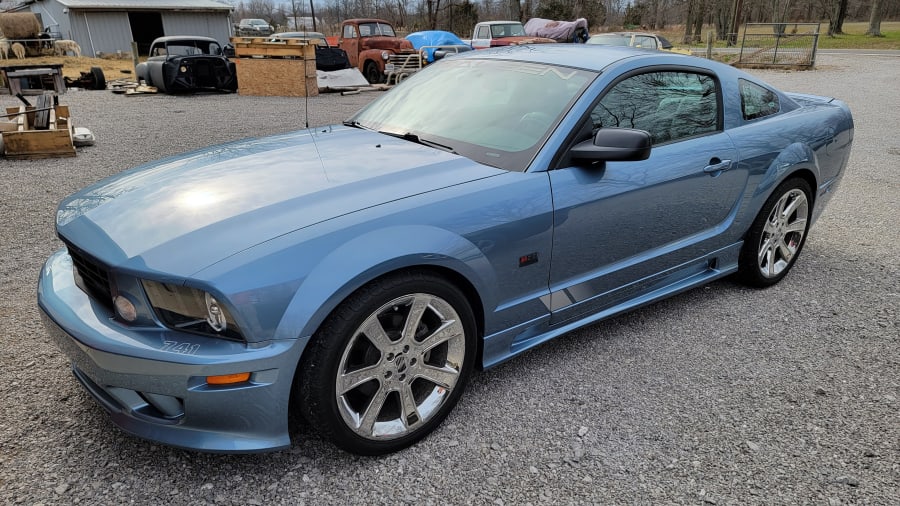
[740,79,780,120]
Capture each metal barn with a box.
[13,0,234,57]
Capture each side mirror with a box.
[569,128,652,163]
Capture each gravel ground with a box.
[1,53,897,505]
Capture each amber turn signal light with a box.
[206,372,251,385]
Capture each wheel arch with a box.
[278,225,493,364]
[755,142,820,211]
[359,49,386,71]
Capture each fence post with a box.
[810,23,820,67]
[773,30,780,64]
[706,31,713,59]
[739,27,747,63]
[131,41,140,76]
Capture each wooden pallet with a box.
[230,37,317,59]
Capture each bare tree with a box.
[865,0,883,36]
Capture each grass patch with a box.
[653,21,900,50]
[817,21,900,49]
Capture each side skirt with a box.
[481,242,742,369]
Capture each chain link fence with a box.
[737,23,820,67]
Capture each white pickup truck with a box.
[468,20,555,49]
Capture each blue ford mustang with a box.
[38,46,853,455]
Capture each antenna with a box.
[297,0,310,129]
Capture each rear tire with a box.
[298,271,476,455]
[738,177,812,287]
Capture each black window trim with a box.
[551,64,726,170]
[738,78,782,122]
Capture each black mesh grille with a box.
[64,240,113,311]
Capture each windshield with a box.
[359,22,396,37]
[632,35,659,49]
[153,40,221,56]
[349,58,594,171]
[491,23,526,37]
[587,34,630,46]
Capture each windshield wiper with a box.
[380,131,457,154]
[342,120,368,129]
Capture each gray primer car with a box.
[135,36,237,94]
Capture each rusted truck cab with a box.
[337,18,417,84]
[469,20,556,49]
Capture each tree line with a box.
[233,0,895,39]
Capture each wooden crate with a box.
[234,58,318,97]
[230,37,318,97]
[3,104,75,159]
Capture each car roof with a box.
[344,18,392,24]
[454,44,660,72]
[152,36,220,44]
[272,31,327,39]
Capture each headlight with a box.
[142,280,244,341]
[381,51,390,60]
[179,65,188,73]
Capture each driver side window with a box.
[590,71,719,145]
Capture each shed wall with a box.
[68,10,132,57]
[162,11,232,46]
[29,0,73,40]
[24,1,233,57]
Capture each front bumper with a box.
[37,249,308,453]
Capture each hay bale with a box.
[0,13,42,39]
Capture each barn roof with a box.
[49,0,233,10]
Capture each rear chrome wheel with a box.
[299,271,476,455]
[739,178,812,287]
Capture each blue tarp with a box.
[406,30,472,63]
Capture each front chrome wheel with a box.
[756,188,809,278]
[336,293,467,440]
[298,272,476,455]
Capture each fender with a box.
[755,142,819,200]
[358,49,386,73]
[276,224,496,344]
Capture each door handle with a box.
[703,158,733,174]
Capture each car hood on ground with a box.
[56,126,500,277]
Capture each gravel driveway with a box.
[1,53,897,505]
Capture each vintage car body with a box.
[269,31,351,71]
[588,31,693,54]
[405,30,472,63]
[39,46,852,455]
[135,36,237,94]
[237,18,273,36]
[336,18,417,83]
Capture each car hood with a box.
[57,126,500,278]
[359,36,415,51]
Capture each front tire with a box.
[298,271,477,455]
[363,60,383,84]
[738,177,812,287]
